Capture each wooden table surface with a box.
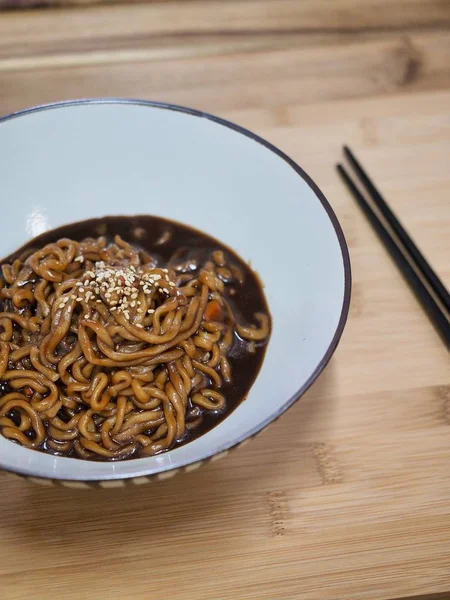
[1,2,449,599]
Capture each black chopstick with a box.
[343,146,450,314]
[336,161,450,350]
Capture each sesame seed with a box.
[74,256,84,263]
[71,260,183,323]
[136,323,143,328]
[58,303,65,309]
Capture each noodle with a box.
[0,221,270,460]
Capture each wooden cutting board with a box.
[0,2,449,599]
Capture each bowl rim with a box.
[0,98,351,481]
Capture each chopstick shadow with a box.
[2,363,337,554]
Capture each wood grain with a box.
[2,0,450,41]
[1,0,450,116]
[0,1,449,599]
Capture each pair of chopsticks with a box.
[337,147,450,350]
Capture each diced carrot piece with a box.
[204,300,223,321]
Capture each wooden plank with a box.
[1,0,450,54]
[1,0,448,26]
[1,31,450,116]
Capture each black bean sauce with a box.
[1,215,271,457]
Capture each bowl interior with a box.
[0,101,350,480]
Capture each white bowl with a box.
[0,100,351,486]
